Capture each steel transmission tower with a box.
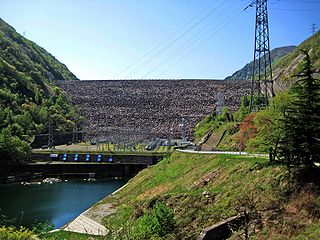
[250,0,274,111]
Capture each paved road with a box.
[177,149,268,157]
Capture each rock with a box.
[42,178,62,184]
[83,178,96,182]
[202,191,210,197]
[192,170,219,189]
[198,215,245,240]
[21,181,41,186]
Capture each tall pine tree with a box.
[278,51,320,168]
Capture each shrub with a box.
[31,220,54,236]
[236,113,257,151]
[0,226,35,240]
[131,202,175,239]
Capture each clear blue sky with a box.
[0,0,319,80]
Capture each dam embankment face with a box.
[55,79,251,140]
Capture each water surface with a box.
[0,178,127,228]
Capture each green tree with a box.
[277,51,320,168]
[248,91,292,153]
[0,19,79,165]
[0,226,35,240]
[0,128,30,165]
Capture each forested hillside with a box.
[225,46,296,80]
[0,18,78,164]
[0,18,77,81]
[272,31,320,88]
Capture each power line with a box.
[119,1,231,79]
[126,1,229,79]
[155,1,251,78]
[270,7,320,11]
[276,0,320,3]
[113,1,218,79]
[156,10,244,78]
[114,1,221,79]
[142,0,239,78]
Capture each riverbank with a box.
[60,183,128,236]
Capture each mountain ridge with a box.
[0,17,78,81]
[272,31,320,90]
[225,46,296,81]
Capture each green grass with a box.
[295,221,320,240]
[101,151,288,239]
[42,230,103,240]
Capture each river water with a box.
[0,178,127,229]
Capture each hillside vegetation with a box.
[0,18,78,164]
[226,31,320,93]
[1,19,320,240]
[45,34,320,240]
[197,33,320,153]
[0,18,77,81]
[273,31,320,87]
[48,151,319,240]
[225,46,295,80]
[105,152,279,239]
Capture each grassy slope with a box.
[193,109,240,151]
[96,151,316,239]
[43,231,104,240]
[102,152,320,240]
[44,151,320,239]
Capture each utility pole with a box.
[249,0,274,112]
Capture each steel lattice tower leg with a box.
[250,0,274,112]
[48,118,54,148]
[72,119,78,144]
